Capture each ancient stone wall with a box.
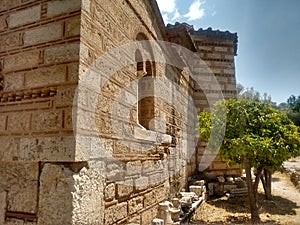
[0,0,196,224]
[0,1,240,224]
[0,0,81,225]
[166,23,241,179]
[77,0,195,223]
[190,29,241,178]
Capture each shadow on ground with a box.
[208,193,299,216]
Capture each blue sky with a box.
[156,0,300,104]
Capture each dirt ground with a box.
[191,171,300,224]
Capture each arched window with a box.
[134,33,156,130]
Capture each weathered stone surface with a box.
[105,202,127,225]
[67,63,79,82]
[134,176,149,191]
[128,196,143,215]
[44,43,79,64]
[19,136,75,161]
[0,191,6,224]
[54,86,76,107]
[0,162,39,214]
[31,111,62,131]
[24,23,63,46]
[72,167,104,225]
[0,32,21,52]
[0,115,6,132]
[104,183,115,201]
[126,160,142,176]
[0,138,20,161]
[65,16,80,37]
[0,15,8,31]
[38,164,73,225]
[24,65,66,88]
[141,207,158,225]
[47,0,81,18]
[7,112,30,132]
[4,72,24,91]
[117,179,134,198]
[9,4,41,28]
[5,218,24,225]
[144,187,166,207]
[3,50,40,73]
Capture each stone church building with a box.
[0,0,239,224]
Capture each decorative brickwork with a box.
[0,0,239,224]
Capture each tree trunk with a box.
[253,167,263,203]
[261,169,272,200]
[244,155,261,224]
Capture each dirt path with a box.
[269,171,300,224]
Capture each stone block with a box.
[144,187,166,207]
[0,191,6,224]
[141,207,158,225]
[0,137,20,161]
[65,16,80,37]
[24,22,63,46]
[9,4,41,28]
[3,50,40,73]
[0,32,21,52]
[4,72,24,91]
[47,0,81,18]
[207,53,222,59]
[0,115,6,132]
[54,86,76,108]
[225,54,234,60]
[126,160,142,176]
[5,218,24,225]
[19,136,75,161]
[64,108,73,130]
[44,43,79,65]
[0,15,8,31]
[128,196,143,215]
[72,167,104,225]
[134,176,149,191]
[23,65,65,88]
[67,63,79,82]
[31,111,62,131]
[104,183,115,201]
[117,179,133,198]
[7,182,38,214]
[0,162,39,214]
[7,112,30,132]
[214,46,228,52]
[38,164,73,225]
[104,202,127,225]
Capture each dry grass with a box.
[191,172,300,225]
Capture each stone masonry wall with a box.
[0,0,81,161]
[77,0,194,223]
[0,1,106,224]
[190,30,241,178]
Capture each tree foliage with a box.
[199,99,300,167]
[198,99,300,223]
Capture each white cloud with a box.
[157,0,182,25]
[162,13,170,24]
[172,9,181,20]
[184,0,205,21]
[156,0,176,13]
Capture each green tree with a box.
[286,95,300,126]
[198,99,300,224]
